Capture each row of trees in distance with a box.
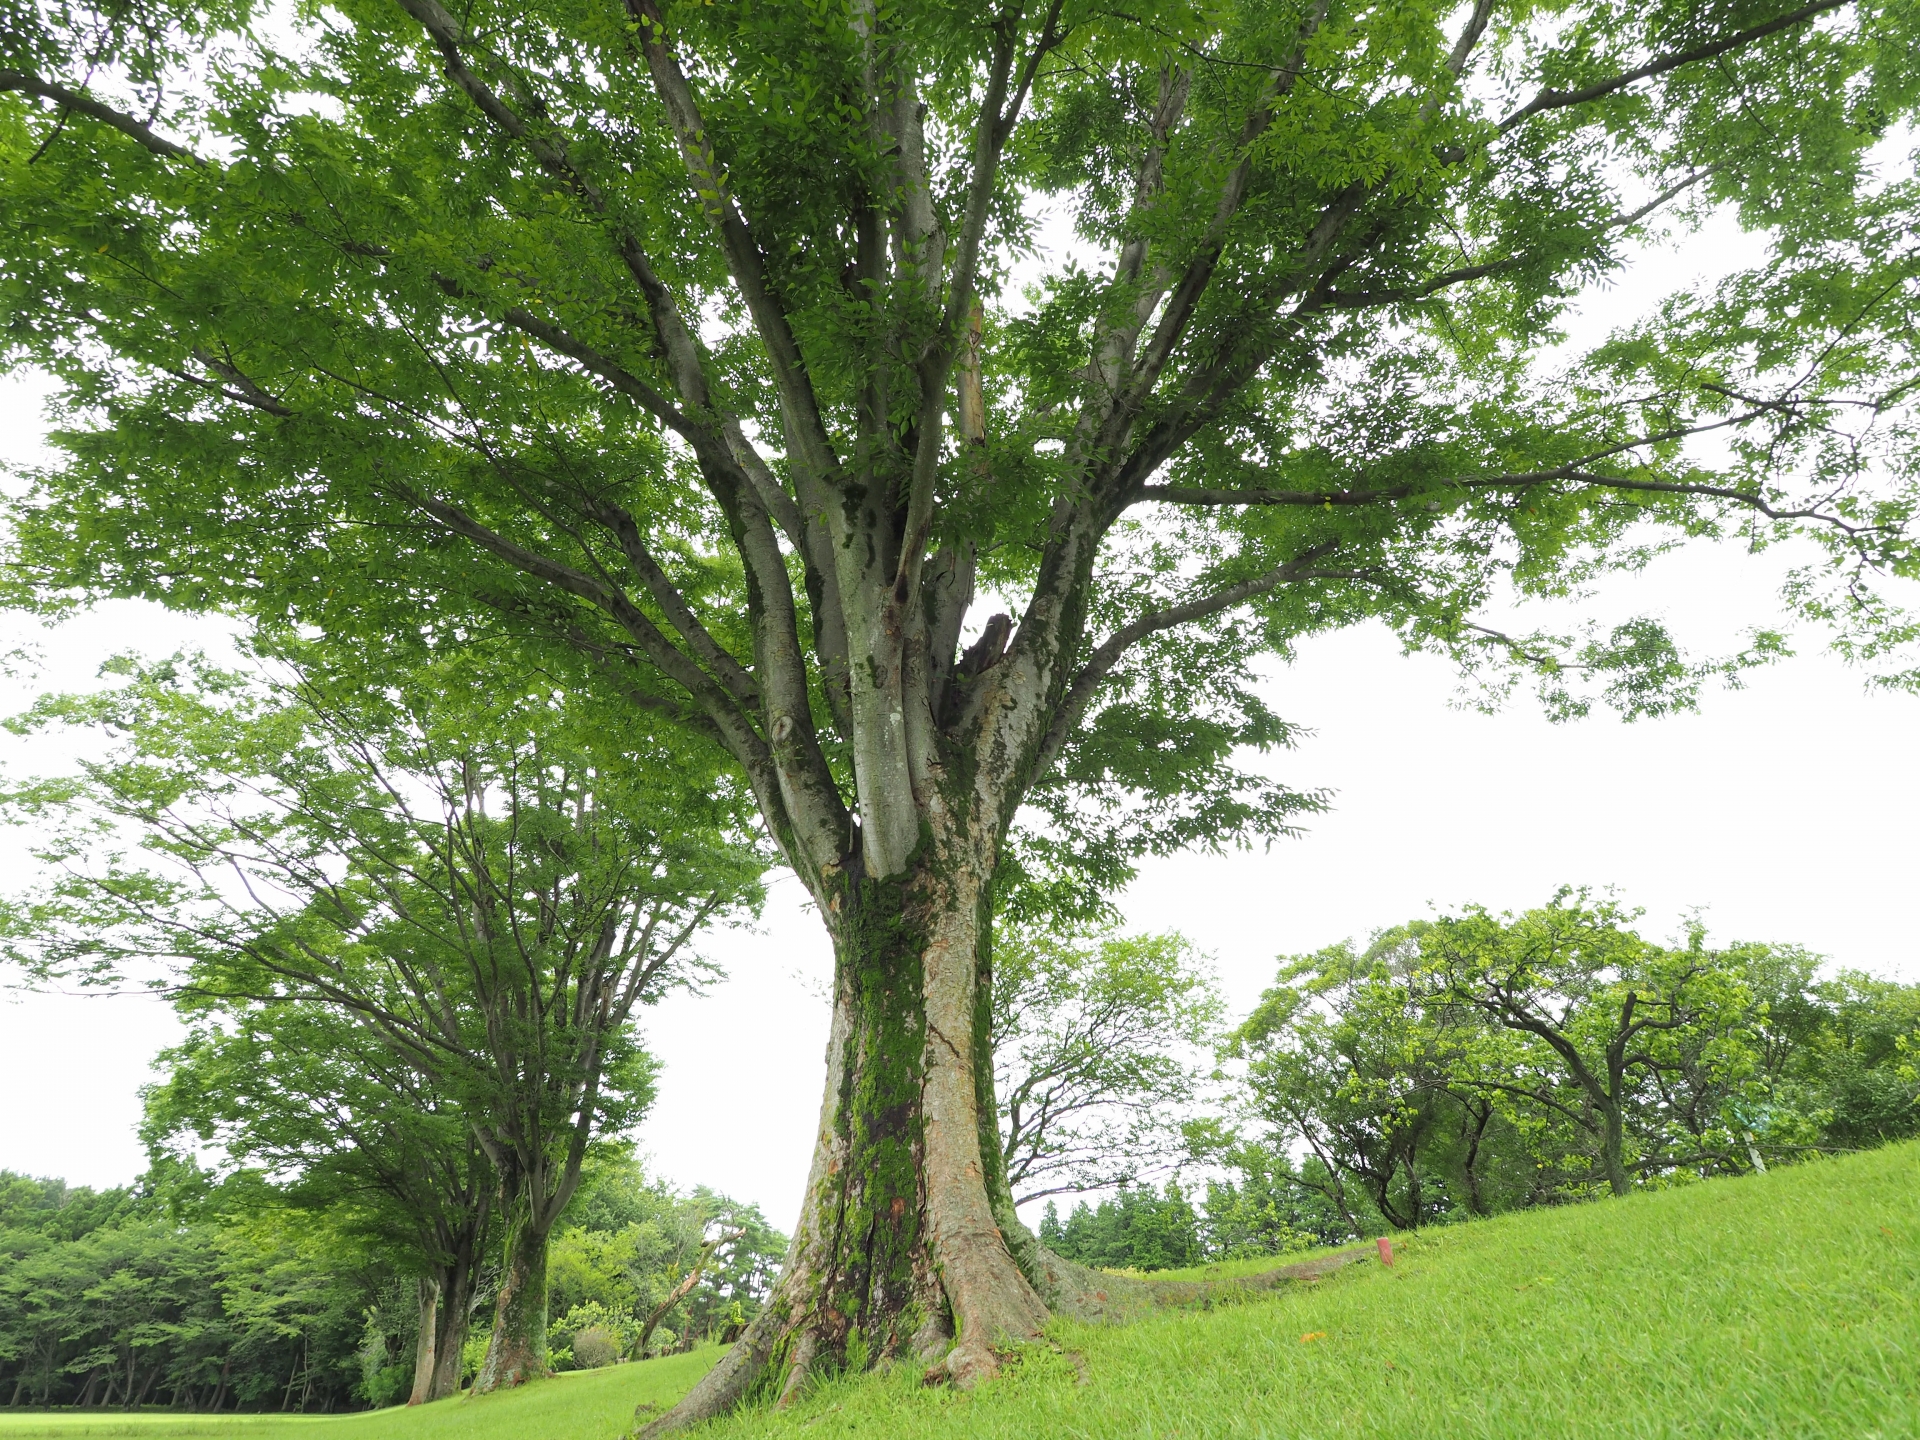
[1039,896,1919,1272]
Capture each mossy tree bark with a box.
[656,841,1049,1431]
[476,1203,552,1391]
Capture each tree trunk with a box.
[429,1256,477,1400]
[407,1277,439,1406]
[1460,1101,1493,1217]
[474,1204,550,1391]
[642,857,1048,1433]
[1601,1100,1630,1197]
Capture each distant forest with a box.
[0,1153,780,1412]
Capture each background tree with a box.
[0,1169,383,1412]
[1792,971,1920,1149]
[545,1149,786,1362]
[0,652,763,1388]
[993,926,1222,1203]
[1217,896,1920,1224]
[5,0,1920,1418]
[1038,1182,1204,1272]
[1197,1146,1381,1255]
[141,997,497,1404]
[1227,941,1470,1229]
[1423,897,1758,1196]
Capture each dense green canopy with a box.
[5,0,1919,1418]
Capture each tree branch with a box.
[624,0,841,491]
[0,71,204,164]
[1496,0,1853,134]
[1028,544,1349,783]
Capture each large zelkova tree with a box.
[4,0,1920,1419]
[142,996,498,1404]
[0,653,762,1389]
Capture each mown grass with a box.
[6,1143,1914,1440]
[0,1349,719,1440]
[711,1141,1919,1440]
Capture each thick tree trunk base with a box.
[632,853,1378,1438]
[473,1215,549,1393]
[428,1264,476,1400]
[632,1241,1379,1436]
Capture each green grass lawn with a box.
[0,1351,719,1440]
[6,1142,1915,1440]
[710,1141,1920,1440]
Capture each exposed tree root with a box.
[633,1303,783,1437]
[1032,1242,1380,1324]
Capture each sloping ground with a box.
[0,1350,719,1440]
[3,1143,1913,1440]
[709,1140,1918,1440]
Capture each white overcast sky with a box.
[2,201,1916,1235]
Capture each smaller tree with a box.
[993,926,1222,1204]
[1227,941,1466,1230]
[1038,1182,1202,1273]
[545,1152,784,1357]
[1,648,764,1388]
[1793,971,1920,1150]
[1423,897,1758,1197]
[1197,1145,1370,1256]
[142,999,495,1403]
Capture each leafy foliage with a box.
[1223,894,1920,1231]
[1037,1182,1203,1272]
[0,1172,387,1412]
[547,1151,785,1360]
[993,924,1223,1201]
[0,646,765,1386]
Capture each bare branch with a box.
[625,0,841,490]
[497,306,699,438]
[589,502,760,707]
[1123,0,1332,407]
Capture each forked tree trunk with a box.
[474,1206,550,1391]
[428,1256,477,1399]
[644,848,1048,1433]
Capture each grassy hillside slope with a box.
[4,1143,1914,1440]
[710,1141,1918,1440]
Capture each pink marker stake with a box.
[1377,1236,1394,1267]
